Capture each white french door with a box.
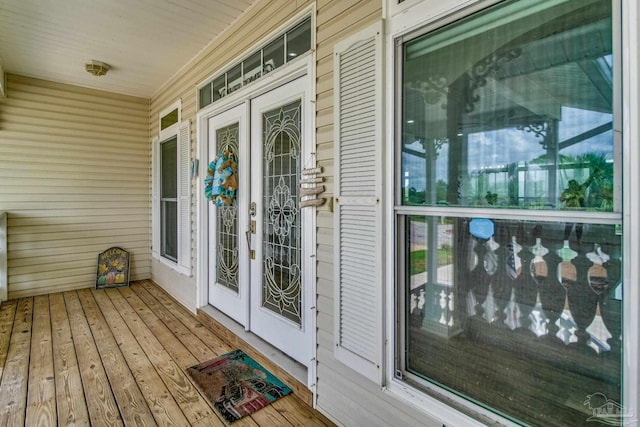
[207,104,249,326]
[248,77,312,367]
[208,76,312,367]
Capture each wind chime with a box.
[585,244,612,353]
[459,220,616,355]
[555,239,578,344]
[529,235,550,337]
[504,234,523,330]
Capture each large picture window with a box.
[396,1,623,425]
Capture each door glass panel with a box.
[243,51,263,85]
[213,74,226,102]
[263,36,285,75]
[286,18,311,62]
[215,123,240,292]
[199,84,212,109]
[226,63,243,96]
[262,100,302,325]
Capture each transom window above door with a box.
[198,17,311,109]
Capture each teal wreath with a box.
[204,150,238,206]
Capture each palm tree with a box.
[559,153,612,210]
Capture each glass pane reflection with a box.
[405,215,622,426]
[401,0,615,211]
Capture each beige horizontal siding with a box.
[149,0,314,283]
[9,241,149,260]
[0,74,151,299]
[313,1,428,426]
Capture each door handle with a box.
[245,230,255,260]
[245,229,252,250]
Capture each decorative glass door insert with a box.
[215,123,240,292]
[261,101,302,325]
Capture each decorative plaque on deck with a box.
[95,247,130,289]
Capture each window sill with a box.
[152,253,191,277]
[384,378,510,427]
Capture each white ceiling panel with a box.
[0,0,256,97]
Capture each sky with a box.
[403,106,614,192]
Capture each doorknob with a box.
[245,230,255,260]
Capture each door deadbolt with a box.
[249,202,256,217]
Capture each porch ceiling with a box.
[0,0,256,97]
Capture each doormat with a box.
[186,349,292,423]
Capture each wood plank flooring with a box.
[0,280,334,426]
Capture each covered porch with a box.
[0,279,332,426]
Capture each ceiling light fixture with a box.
[85,60,111,76]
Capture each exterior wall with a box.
[148,0,314,311]
[148,0,437,424]
[0,74,150,298]
[320,1,640,426]
[314,1,434,426]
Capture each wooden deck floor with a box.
[0,280,333,426]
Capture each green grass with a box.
[409,249,451,275]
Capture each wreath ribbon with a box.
[204,150,238,206]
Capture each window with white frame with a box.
[395,0,624,425]
[153,101,191,274]
[160,135,178,261]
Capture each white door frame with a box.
[196,55,317,388]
